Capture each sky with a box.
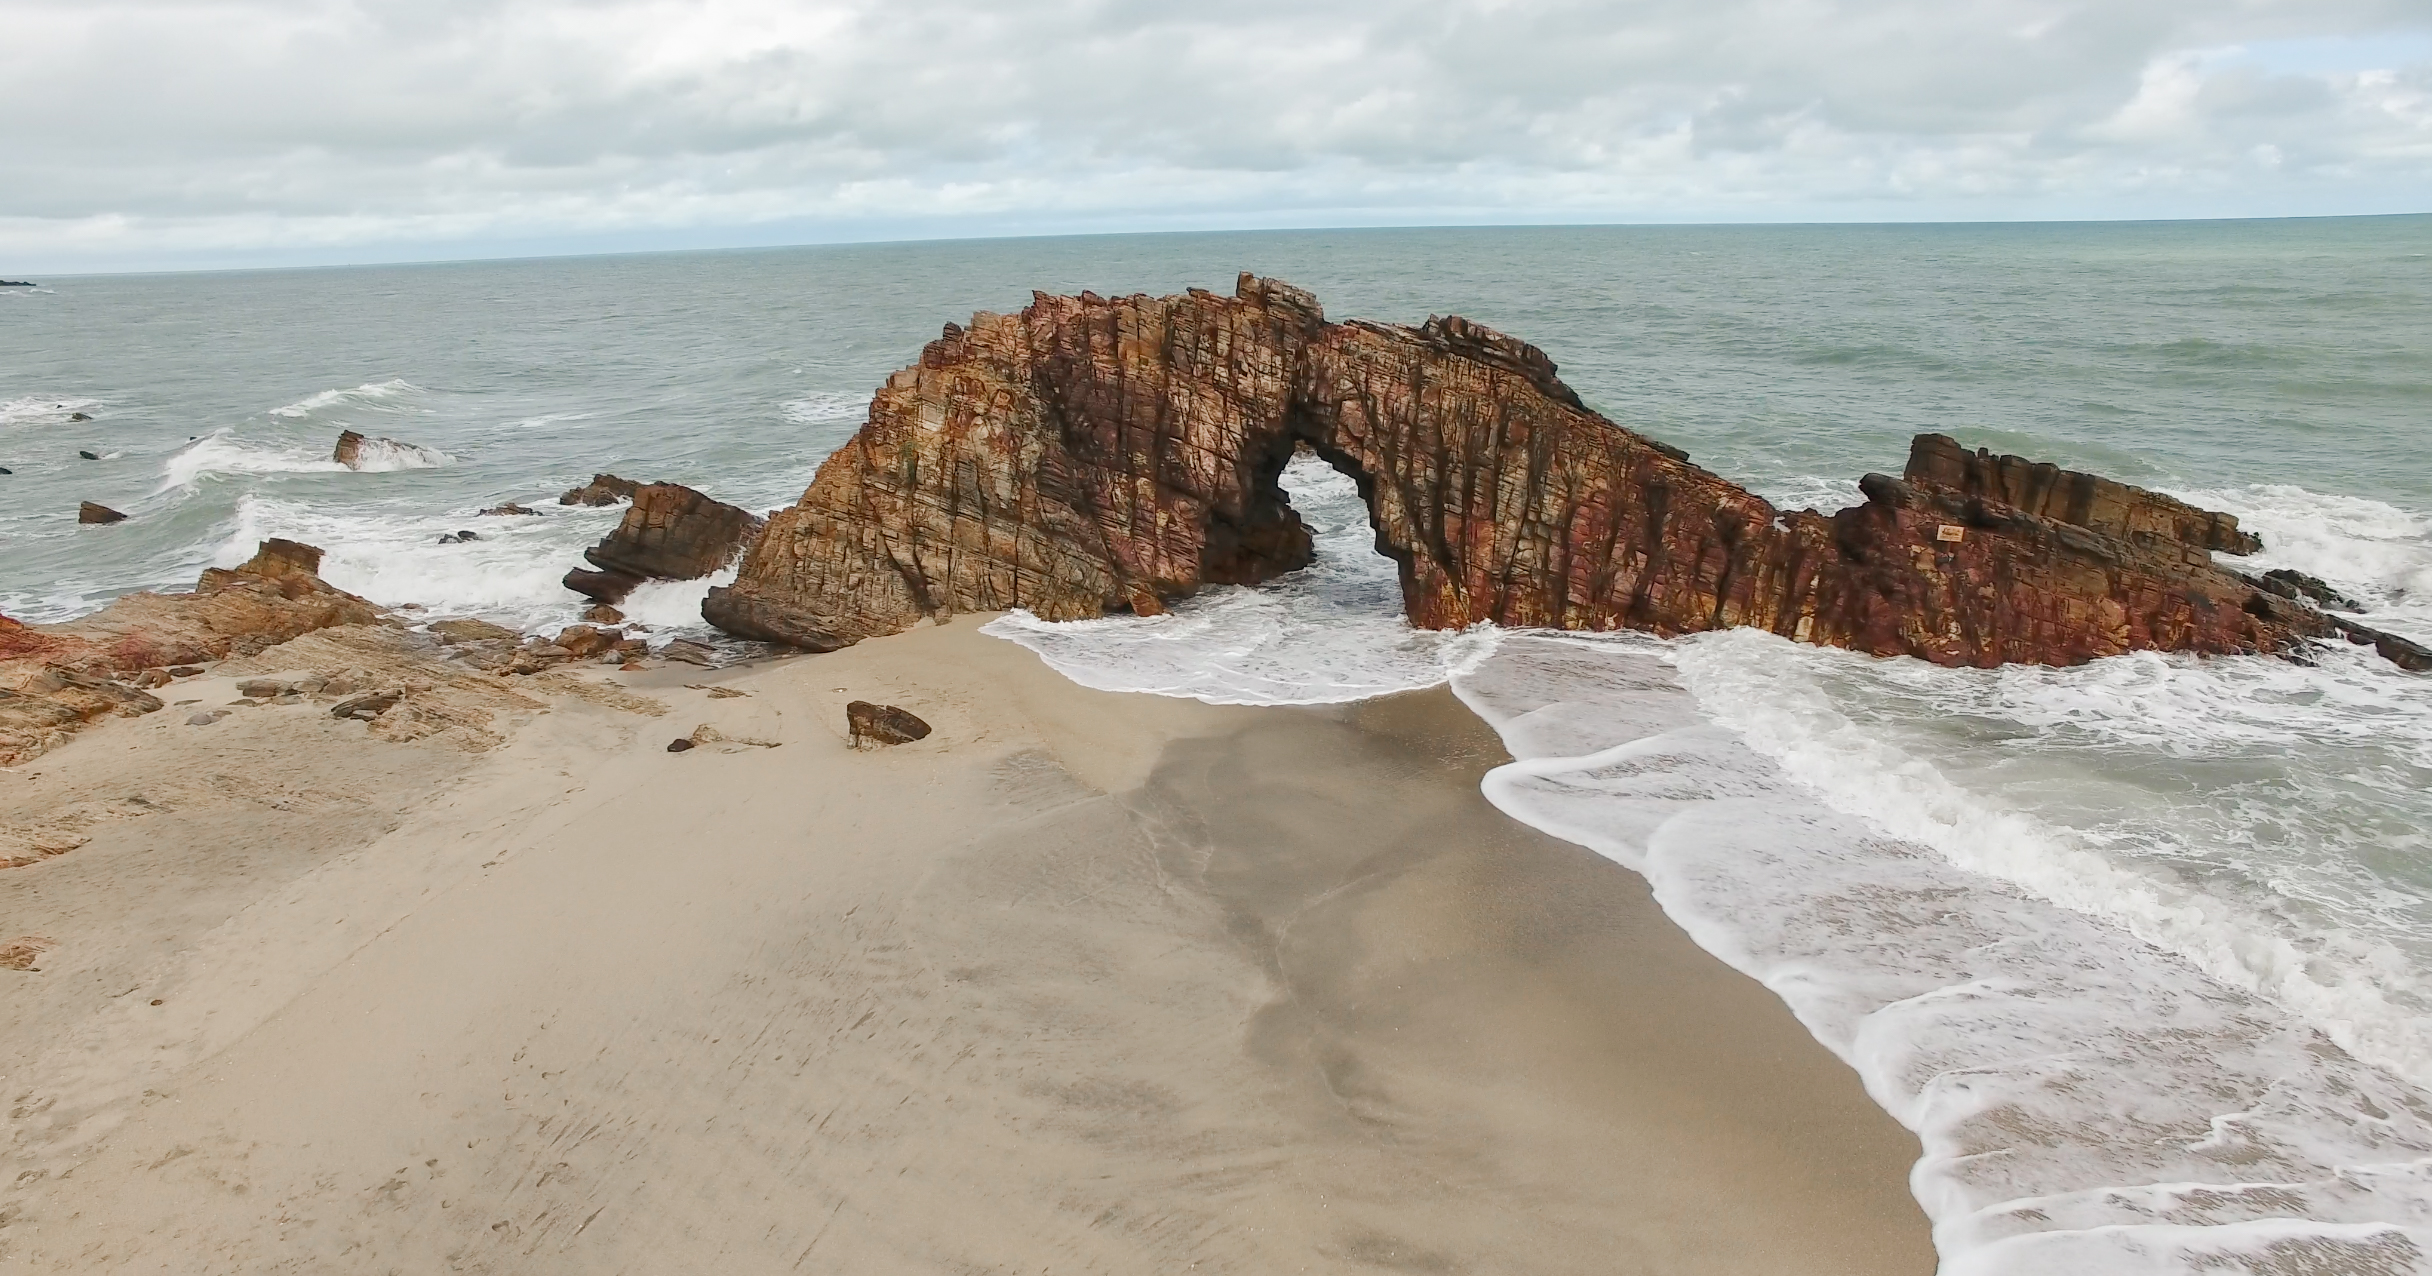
[4,0,2430,273]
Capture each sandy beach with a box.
[1,618,1932,1273]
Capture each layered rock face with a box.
[707,275,2419,671]
[564,483,763,604]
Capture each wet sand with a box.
[0,619,1933,1273]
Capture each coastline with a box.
[1,616,1932,1272]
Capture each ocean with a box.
[6,219,2431,1273]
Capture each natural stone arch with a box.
[705,274,2411,671]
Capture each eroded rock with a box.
[78,502,127,525]
[705,275,2422,672]
[562,483,762,605]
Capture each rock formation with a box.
[703,275,2424,672]
[0,539,386,764]
[332,430,445,470]
[559,474,640,507]
[563,482,762,605]
[77,502,126,525]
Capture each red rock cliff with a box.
[705,275,2422,671]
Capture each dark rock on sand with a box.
[558,474,640,507]
[562,483,762,605]
[78,502,127,524]
[707,275,2422,672]
[846,701,930,747]
[666,737,695,752]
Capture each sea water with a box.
[6,220,2430,1273]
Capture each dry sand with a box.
[0,618,1933,1273]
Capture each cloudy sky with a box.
[5,0,2429,271]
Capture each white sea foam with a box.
[339,436,452,471]
[781,392,871,427]
[267,378,418,418]
[214,494,622,633]
[0,395,104,428]
[618,568,734,633]
[161,429,446,490]
[2182,483,2432,630]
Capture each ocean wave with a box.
[2181,483,2432,630]
[1460,632,2432,1276]
[0,396,103,428]
[161,430,448,490]
[267,378,419,419]
[212,494,626,633]
[159,431,349,490]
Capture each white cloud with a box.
[1,0,2427,270]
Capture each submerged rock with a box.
[558,473,640,507]
[704,275,2424,672]
[77,502,127,524]
[2253,568,2362,613]
[331,429,444,470]
[561,482,761,604]
[77,450,98,461]
[846,701,930,747]
[479,503,539,516]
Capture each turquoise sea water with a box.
[6,218,2431,1273]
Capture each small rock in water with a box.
[68,412,91,422]
[436,529,481,544]
[0,467,13,475]
[846,701,931,748]
[479,503,539,516]
[2258,568,2363,613]
[78,501,128,524]
[559,473,640,507]
[666,737,695,753]
[582,604,624,624]
[77,450,99,461]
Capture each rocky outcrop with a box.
[0,540,386,763]
[1904,433,2262,555]
[559,474,640,507]
[563,482,762,605]
[77,502,126,525]
[705,275,2420,672]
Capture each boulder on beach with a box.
[558,473,640,507]
[846,701,930,748]
[78,502,127,525]
[561,482,762,605]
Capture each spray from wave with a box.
[267,378,419,419]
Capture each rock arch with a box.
[704,275,2421,671]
